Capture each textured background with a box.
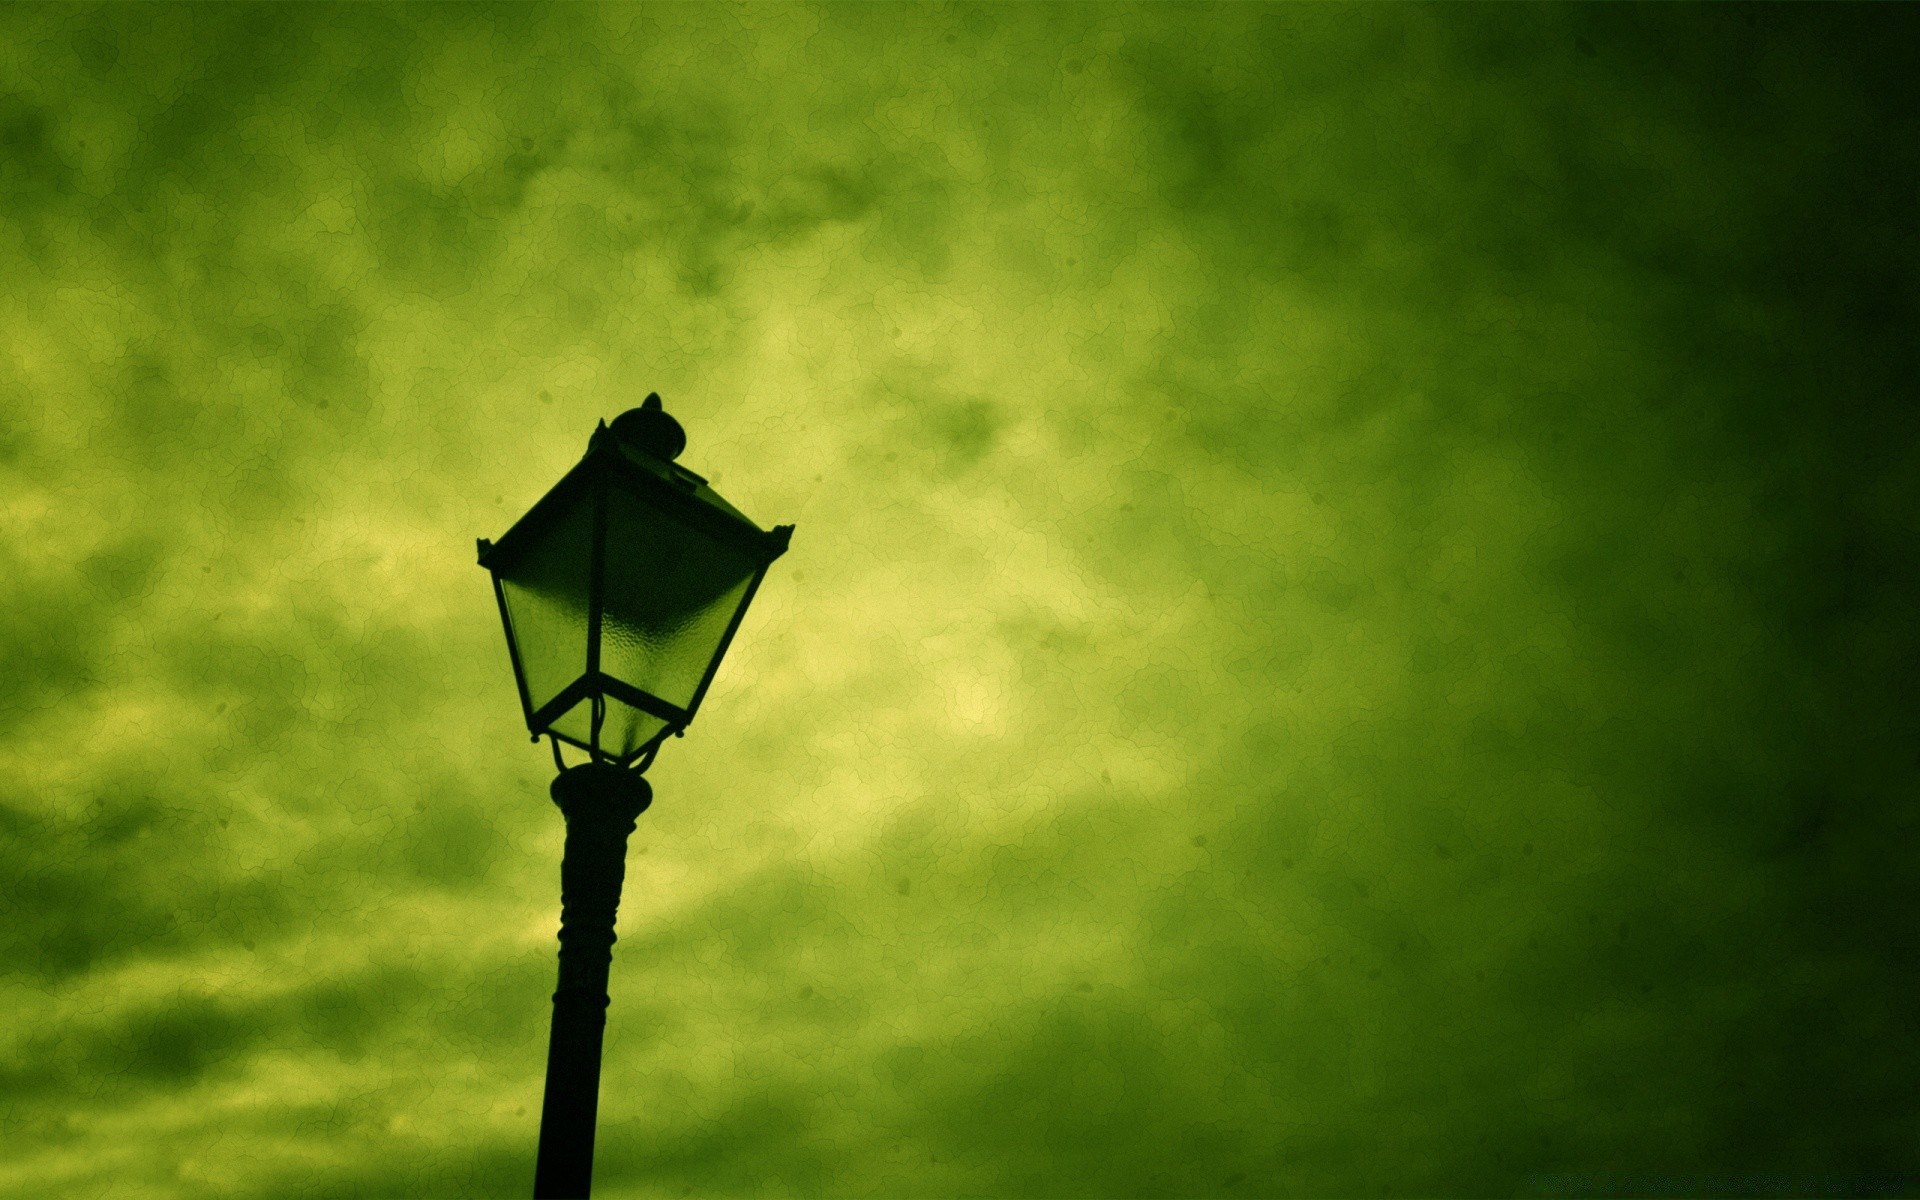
[2,4,1917,1197]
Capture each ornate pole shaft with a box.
[534,762,651,1200]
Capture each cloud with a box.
[1,4,1916,1197]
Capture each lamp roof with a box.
[477,406,792,576]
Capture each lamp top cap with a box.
[607,393,686,461]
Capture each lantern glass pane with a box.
[601,485,760,712]
[497,491,593,717]
[548,697,591,746]
[548,695,670,760]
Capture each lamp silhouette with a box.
[477,393,793,1199]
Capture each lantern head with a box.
[477,394,793,768]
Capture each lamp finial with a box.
[609,393,686,461]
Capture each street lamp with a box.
[477,393,793,1199]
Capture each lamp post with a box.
[477,394,793,1199]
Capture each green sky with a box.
[3,4,1917,1197]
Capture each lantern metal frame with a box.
[477,420,793,769]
